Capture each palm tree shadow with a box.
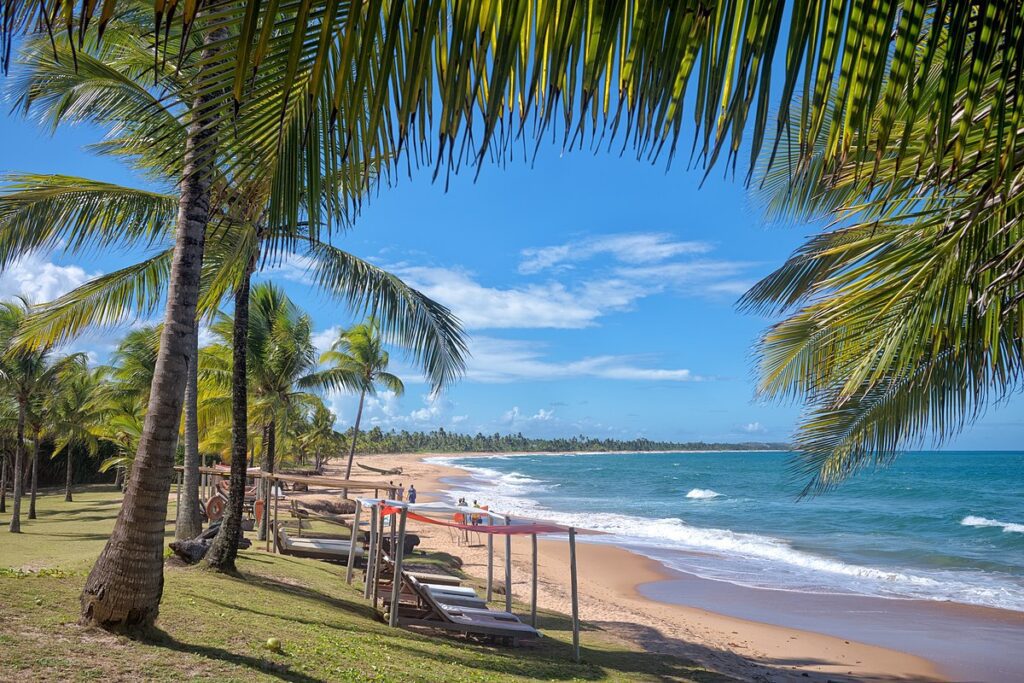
[142,627,328,683]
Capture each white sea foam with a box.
[436,458,1024,612]
[962,515,1024,534]
[685,488,722,499]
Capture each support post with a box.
[486,532,494,601]
[531,533,538,627]
[371,505,385,609]
[176,470,182,508]
[272,477,280,553]
[388,506,409,628]
[364,505,377,599]
[504,515,513,613]
[346,500,362,584]
[569,527,580,663]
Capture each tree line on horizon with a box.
[351,427,789,455]
[0,0,1018,634]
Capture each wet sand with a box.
[335,453,955,682]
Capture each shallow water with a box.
[434,450,1024,612]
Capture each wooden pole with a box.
[363,505,377,599]
[486,532,494,601]
[388,506,408,628]
[264,474,271,553]
[175,470,182,508]
[531,533,538,627]
[569,527,580,663]
[346,500,362,584]
[371,505,385,609]
[272,478,280,553]
[504,515,512,613]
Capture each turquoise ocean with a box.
[432,450,1024,612]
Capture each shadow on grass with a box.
[144,627,329,683]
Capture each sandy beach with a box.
[334,452,949,682]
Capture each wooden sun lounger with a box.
[423,584,477,597]
[398,572,540,642]
[277,527,363,562]
[406,571,462,586]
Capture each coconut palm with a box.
[743,43,1024,493]
[297,399,342,473]
[311,320,404,486]
[47,363,107,502]
[1,10,463,624]
[0,300,83,532]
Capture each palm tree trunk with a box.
[80,25,225,630]
[257,419,275,541]
[9,400,26,533]
[206,257,254,572]
[64,445,74,502]
[175,325,202,540]
[27,431,39,519]
[0,451,7,513]
[340,391,366,499]
[343,391,366,481]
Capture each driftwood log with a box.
[169,521,251,564]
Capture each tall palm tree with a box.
[1,10,460,623]
[47,363,106,502]
[0,300,81,532]
[312,320,404,485]
[26,392,47,517]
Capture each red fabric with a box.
[379,505,566,535]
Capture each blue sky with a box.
[1,103,1021,449]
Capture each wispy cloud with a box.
[466,337,699,383]
[502,406,556,425]
[519,232,711,274]
[738,421,767,434]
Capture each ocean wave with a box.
[962,515,1024,534]
[438,457,1024,612]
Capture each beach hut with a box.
[352,498,583,662]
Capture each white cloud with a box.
[391,264,641,329]
[739,421,767,434]
[501,406,555,426]
[0,251,99,303]
[466,336,699,383]
[519,232,711,274]
[262,253,316,285]
[312,326,340,356]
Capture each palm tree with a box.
[743,50,1024,492]
[0,300,81,532]
[298,399,342,473]
[26,392,47,517]
[312,320,404,486]
[47,363,105,502]
[1,12,461,622]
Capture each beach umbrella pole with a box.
[569,527,579,662]
[372,505,385,609]
[388,506,409,628]
[505,515,513,613]
[346,501,362,584]
[531,533,538,627]
[272,477,280,553]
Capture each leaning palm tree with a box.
[1,11,461,623]
[297,399,342,473]
[311,320,404,485]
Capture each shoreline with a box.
[363,451,949,682]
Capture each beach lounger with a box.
[406,571,462,586]
[395,571,540,643]
[277,527,363,562]
[423,584,477,597]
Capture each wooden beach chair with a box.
[400,573,539,643]
[277,527,364,563]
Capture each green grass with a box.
[0,486,729,682]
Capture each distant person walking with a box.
[397,483,405,501]
[408,485,417,504]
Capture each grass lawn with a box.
[0,486,728,682]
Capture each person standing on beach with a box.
[408,485,417,504]
[397,483,405,501]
